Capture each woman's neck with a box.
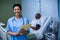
[15,15,21,19]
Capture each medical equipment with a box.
[0,26,7,40]
[45,32,56,40]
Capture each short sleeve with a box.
[6,20,11,32]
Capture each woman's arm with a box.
[7,31,19,36]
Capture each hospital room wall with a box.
[22,0,40,21]
[0,0,22,26]
[41,0,58,21]
[22,0,58,21]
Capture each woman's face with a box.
[14,6,21,16]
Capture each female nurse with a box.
[6,4,29,40]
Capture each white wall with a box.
[41,0,58,21]
[22,0,40,21]
[22,0,58,21]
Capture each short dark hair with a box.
[36,13,41,17]
[13,4,22,10]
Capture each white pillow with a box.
[40,16,48,26]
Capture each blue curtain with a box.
[58,0,60,40]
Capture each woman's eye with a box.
[17,9,20,10]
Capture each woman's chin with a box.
[15,14,20,16]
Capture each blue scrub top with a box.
[6,16,29,40]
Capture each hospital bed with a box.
[37,17,58,40]
[35,17,52,39]
[29,16,58,40]
[0,23,7,40]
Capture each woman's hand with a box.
[18,29,29,35]
[19,29,26,33]
[7,29,29,36]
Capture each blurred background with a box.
[0,0,60,40]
